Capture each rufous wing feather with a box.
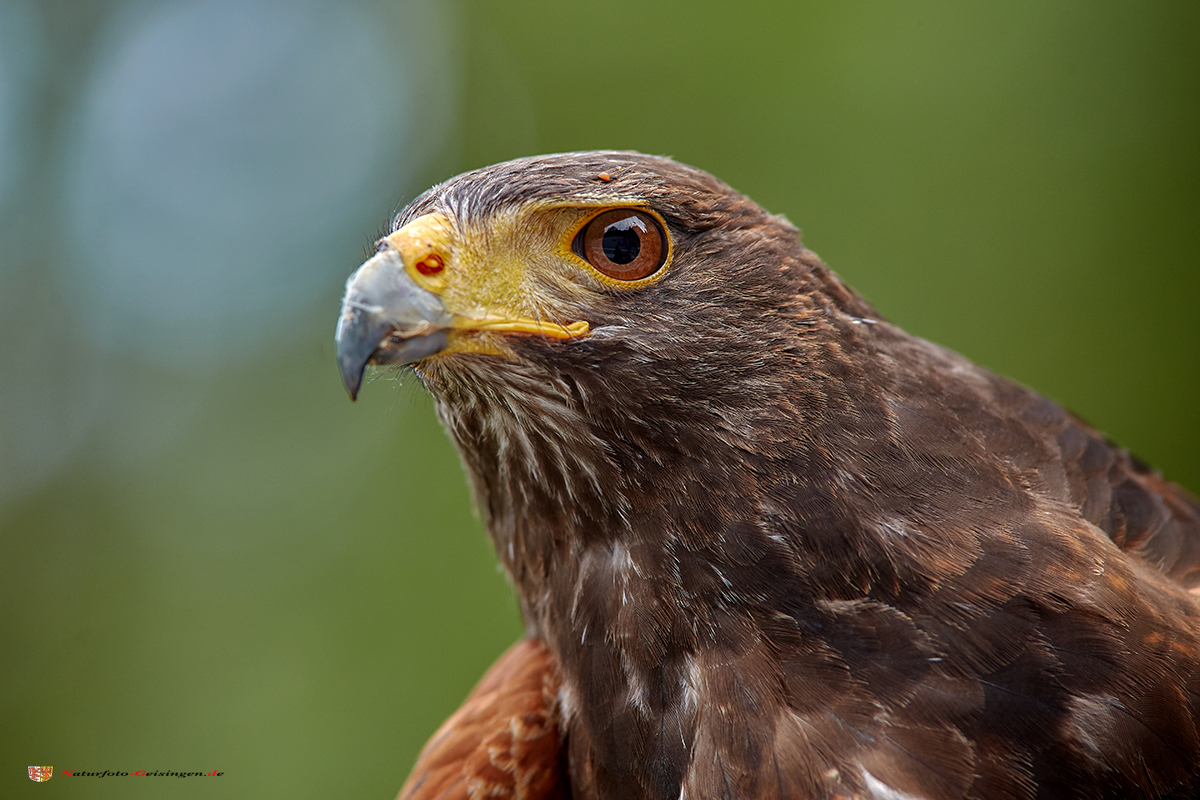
[398,637,566,800]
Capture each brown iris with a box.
[574,209,667,281]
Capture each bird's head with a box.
[337,151,878,401]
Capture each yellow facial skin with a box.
[378,202,673,360]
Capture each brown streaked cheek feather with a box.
[335,151,1200,800]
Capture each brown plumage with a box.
[335,152,1200,800]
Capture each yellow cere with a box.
[385,212,455,295]
[383,208,597,358]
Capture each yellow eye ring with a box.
[569,207,672,285]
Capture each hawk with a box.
[335,152,1200,800]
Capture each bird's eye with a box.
[573,209,667,281]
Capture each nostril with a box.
[415,253,445,276]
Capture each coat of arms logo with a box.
[28,766,53,782]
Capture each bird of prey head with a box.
[336,152,1200,800]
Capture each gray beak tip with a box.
[340,364,362,402]
[335,306,381,402]
[334,249,454,401]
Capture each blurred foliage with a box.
[3,1,1197,798]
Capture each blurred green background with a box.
[3,0,1197,797]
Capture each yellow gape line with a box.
[463,319,590,339]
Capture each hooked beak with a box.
[334,247,451,400]
[336,212,591,401]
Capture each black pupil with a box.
[601,216,646,264]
